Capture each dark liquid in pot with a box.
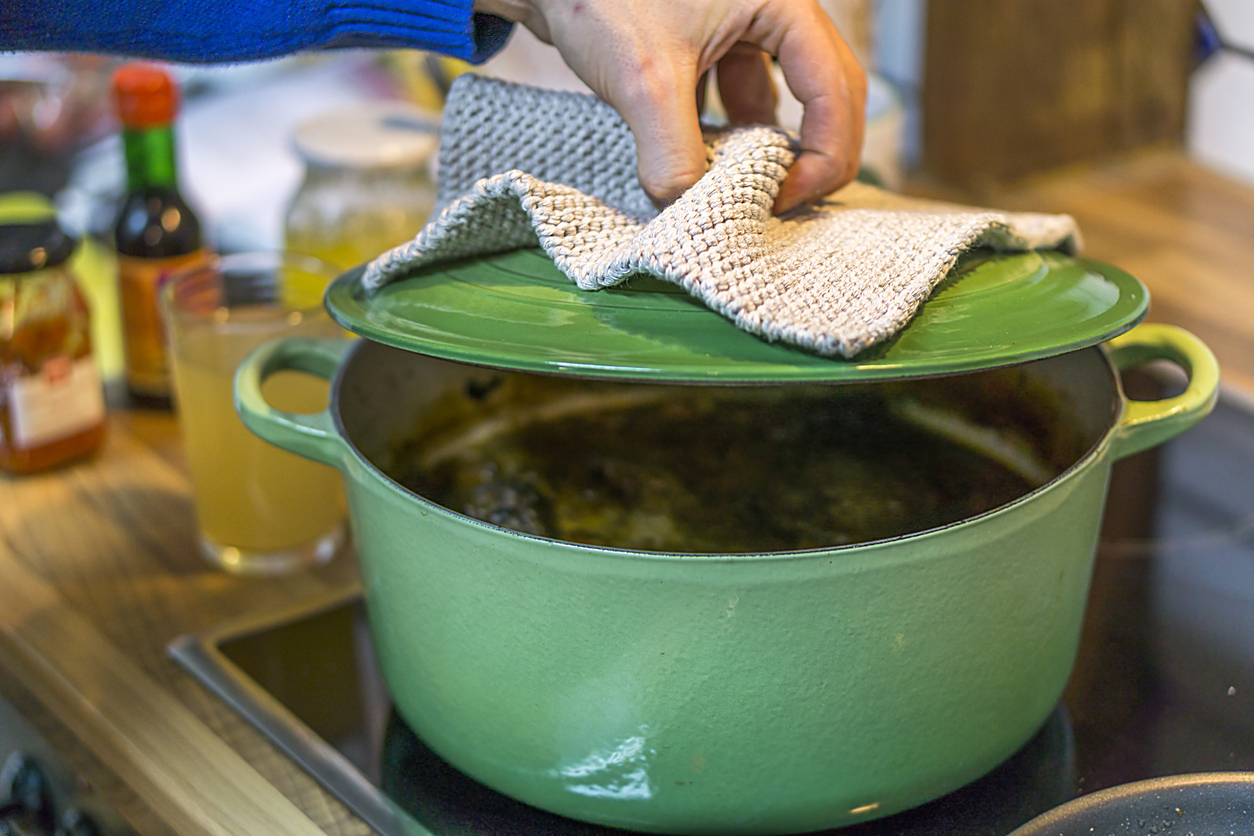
[389,376,1074,553]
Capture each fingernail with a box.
[773,191,801,215]
[646,189,678,210]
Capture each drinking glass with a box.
[162,251,347,574]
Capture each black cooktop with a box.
[171,383,1254,835]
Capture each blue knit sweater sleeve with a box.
[1,0,513,64]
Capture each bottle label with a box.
[7,356,106,449]
[118,249,211,398]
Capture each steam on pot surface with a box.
[384,368,1088,554]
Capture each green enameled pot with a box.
[236,323,1217,835]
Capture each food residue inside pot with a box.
[387,373,1079,554]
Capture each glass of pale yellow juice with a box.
[162,252,347,574]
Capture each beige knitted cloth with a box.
[365,76,1080,358]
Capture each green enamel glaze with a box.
[234,337,354,468]
[234,324,1217,834]
[347,455,1103,832]
[325,249,1148,383]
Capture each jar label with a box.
[8,356,106,449]
[118,249,212,398]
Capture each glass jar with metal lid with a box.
[0,214,106,473]
[282,101,439,308]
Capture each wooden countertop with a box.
[0,406,372,835]
[2,150,1253,836]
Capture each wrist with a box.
[473,0,533,22]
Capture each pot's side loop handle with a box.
[1105,323,1220,461]
[234,337,355,470]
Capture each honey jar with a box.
[0,217,106,473]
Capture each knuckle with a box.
[617,69,677,117]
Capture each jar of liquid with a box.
[283,101,439,308]
[0,217,106,473]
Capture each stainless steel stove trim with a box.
[167,584,418,836]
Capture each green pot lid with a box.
[325,248,1148,383]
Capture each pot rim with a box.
[328,341,1124,562]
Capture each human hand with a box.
[473,0,866,213]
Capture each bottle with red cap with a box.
[111,63,210,406]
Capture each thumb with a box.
[607,68,708,205]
